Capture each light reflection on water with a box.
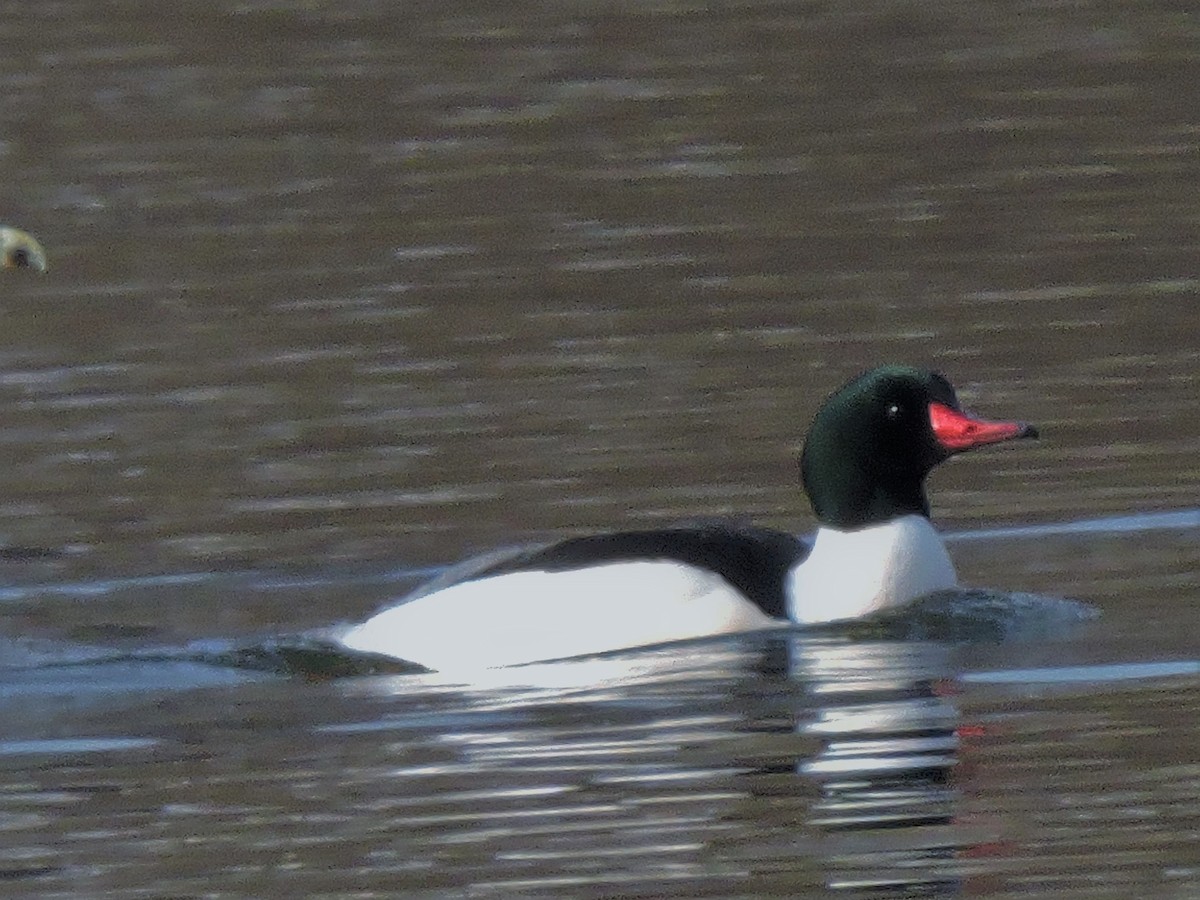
[964,659,1200,684]
[0,737,158,756]
[0,593,1195,896]
[950,507,1200,541]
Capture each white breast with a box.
[786,515,956,624]
[338,560,780,672]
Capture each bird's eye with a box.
[886,403,902,419]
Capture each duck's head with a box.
[1,226,48,273]
[800,365,1037,529]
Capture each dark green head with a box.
[800,366,1037,529]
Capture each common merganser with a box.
[338,366,1037,670]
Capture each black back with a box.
[419,522,809,619]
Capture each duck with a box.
[337,365,1037,670]
[1,225,48,273]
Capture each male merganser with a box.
[338,366,1037,670]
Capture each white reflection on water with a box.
[341,639,766,697]
[0,737,158,756]
[964,659,1200,684]
[949,507,1200,541]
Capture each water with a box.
[1,0,1199,896]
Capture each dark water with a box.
[1,1,1199,896]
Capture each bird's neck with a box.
[786,515,956,624]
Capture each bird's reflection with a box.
[263,628,985,895]
[760,635,975,895]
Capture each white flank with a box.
[787,515,956,624]
[338,560,780,672]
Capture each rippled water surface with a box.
[1,1,1199,896]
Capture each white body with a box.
[338,560,779,673]
[788,515,956,624]
[338,515,958,672]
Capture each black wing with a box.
[408,521,809,619]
